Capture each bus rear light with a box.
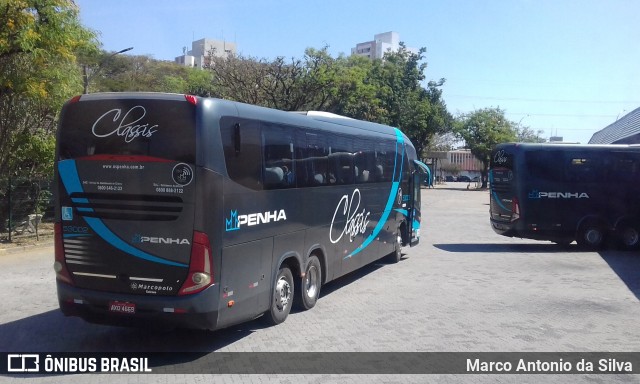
[185,94,197,105]
[178,231,214,295]
[54,223,74,285]
[511,198,520,222]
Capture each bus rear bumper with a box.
[56,281,220,331]
[490,219,516,237]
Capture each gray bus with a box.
[54,93,425,330]
[490,143,640,250]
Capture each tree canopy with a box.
[204,44,451,158]
[454,107,518,188]
[0,0,98,178]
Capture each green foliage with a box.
[203,44,451,157]
[517,125,547,143]
[361,46,451,157]
[454,107,518,187]
[11,130,55,178]
[0,0,98,177]
[204,46,338,111]
[88,44,452,157]
[84,53,217,95]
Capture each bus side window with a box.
[525,151,563,182]
[221,118,263,190]
[566,156,601,183]
[328,136,354,185]
[296,131,329,187]
[354,137,375,183]
[376,141,394,182]
[608,153,640,183]
[263,124,295,189]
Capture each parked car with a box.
[457,175,471,182]
[445,176,455,182]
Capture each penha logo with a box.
[226,210,240,231]
[92,106,158,143]
[132,233,190,245]
[528,190,590,199]
[225,209,287,231]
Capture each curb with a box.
[0,239,54,255]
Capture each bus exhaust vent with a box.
[69,193,183,221]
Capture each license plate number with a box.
[109,301,136,314]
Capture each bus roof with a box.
[497,142,640,151]
[70,92,410,145]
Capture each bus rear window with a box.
[58,99,196,163]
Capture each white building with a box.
[425,149,483,182]
[175,38,237,68]
[351,31,418,59]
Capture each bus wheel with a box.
[386,225,403,263]
[296,256,322,310]
[266,265,294,325]
[618,223,640,250]
[576,221,606,250]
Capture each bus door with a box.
[409,160,427,246]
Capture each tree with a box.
[203,45,452,155]
[0,0,97,231]
[0,0,98,178]
[517,125,547,143]
[205,46,344,111]
[454,107,518,188]
[364,45,451,157]
[85,52,218,96]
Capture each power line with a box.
[446,94,640,105]
[505,112,617,118]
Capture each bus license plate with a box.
[109,301,136,315]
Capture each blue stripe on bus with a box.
[63,234,93,238]
[57,160,188,268]
[346,128,404,259]
[491,191,511,212]
[83,217,188,267]
[394,209,408,217]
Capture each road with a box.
[2,182,640,383]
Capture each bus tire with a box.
[386,225,404,263]
[576,221,606,250]
[296,255,322,310]
[266,265,294,325]
[617,222,640,250]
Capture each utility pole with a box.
[83,47,133,94]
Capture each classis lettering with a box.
[92,106,158,143]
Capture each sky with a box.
[74,0,640,144]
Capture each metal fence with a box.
[0,177,55,243]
